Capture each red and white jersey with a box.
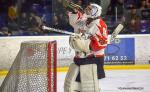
[68,11,108,58]
[68,11,87,33]
[85,18,108,57]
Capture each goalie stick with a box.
[42,24,124,42]
[42,26,74,35]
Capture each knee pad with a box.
[80,64,100,92]
[64,63,81,92]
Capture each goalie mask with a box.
[85,3,102,18]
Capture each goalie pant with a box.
[74,56,105,82]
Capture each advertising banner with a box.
[105,38,135,65]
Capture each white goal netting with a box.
[0,41,57,92]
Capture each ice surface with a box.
[58,70,150,92]
[0,70,150,92]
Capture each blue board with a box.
[104,38,135,65]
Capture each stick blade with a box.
[110,24,124,42]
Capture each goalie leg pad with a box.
[80,64,100,92]
[64,63,81,92]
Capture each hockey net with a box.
[0,41,57,92]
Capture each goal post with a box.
[0,41,57,92]
[48,41,57,92]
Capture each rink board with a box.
[0,35,150,70]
